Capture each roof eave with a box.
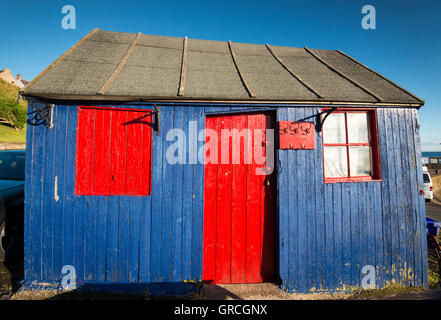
[20,92,424,108]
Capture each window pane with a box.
[323,113,346,144]
[423,173,430,183]
[349,146,372,177]
[347,113,369,143]
[324,146,348,178]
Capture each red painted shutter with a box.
[75,106,153,196]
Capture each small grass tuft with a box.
[429,269,441,289]
[350,285,425,299]
[0,124,26,143]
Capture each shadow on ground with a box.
[0,258,23,299]
[44,283,242,300]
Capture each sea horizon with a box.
[422,151,441,157]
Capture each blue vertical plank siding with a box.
[24,103,428,292]
[411,108,429,287]
[313,106,326,290]
[29,102,46,281]
[277,108,289,289]
[171,107,184,282]
[160,107,173,282]
[106,197,119,282]
[95,197,108,282]
[62,108,76,272]
[85,196,97,281]
[138,196,152,282]
[182,107,194,280]
[150,106,164,283]
[128,198,141,283]
[341,183,351,286]
[273,106,427,292]
[24,103,34,281]
[191,106,205,280]
[53,106,67,280]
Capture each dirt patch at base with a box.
[200,283,350,300]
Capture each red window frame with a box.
[322,108,381,183]
[75,106,153,196]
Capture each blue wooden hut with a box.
[20,28,428,293]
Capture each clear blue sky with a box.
[1,0,440,150]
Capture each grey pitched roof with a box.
[22,28,423,106]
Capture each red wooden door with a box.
[202,112,276,284]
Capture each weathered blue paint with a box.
[276,106,428,292]
[24,103,428,293]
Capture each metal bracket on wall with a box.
[33,103,54,129]
[154,105,160,136]
[316,107,337,133]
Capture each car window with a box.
[423,173,431,183]
[0,152,25,180]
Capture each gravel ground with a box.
[9,283,441,300]
[426,198,441,222]
[0,261,12,299]
[200,283,350,300]
[357,288,441,300]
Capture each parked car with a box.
[423,170,434,202]
[0,150,25,262]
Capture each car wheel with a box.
[0,220,6,262]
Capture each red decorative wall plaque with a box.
[278,121,315,149]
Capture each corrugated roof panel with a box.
[88,30,136,44]
[187,51,236,73]
[26,59,118,95]
[122,45,182,69]
[137,34,183,50]
[67,39,132,65]
[104,38,183,96]
[185,69,250,99]
[184,43,250,98]
[188,38,230,54]
[105,65,181,97]
[233,42,270,56]
[241,72,318,100]
[302,74,376,102]
[233,43,318,99]
[277,48,377,102]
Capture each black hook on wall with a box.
[27,102,54,129]
[316,107,337,133]
[153,104,160,136]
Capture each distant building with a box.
[15,74,26,88]
[0,68,28,88]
